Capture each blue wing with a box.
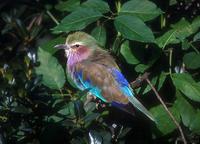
[109,68,134,97]
[72,64,155,121]
[73,69,107,102]
[109,68,156,121]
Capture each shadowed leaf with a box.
[91,26,107,47]
[114,15,155,42]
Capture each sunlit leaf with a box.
[114,15,155,42]
[156,18,200,48]
[172,73,200,102]
[81,0,110,14]
[193,31,200,41]
[53,8,102,33]
[175,91,200,134]
[120,41,140,65]
[171,18,194,41]
[135,64,149,73]
[156,30,179,48]
[120,0,162,21]
[150,105,180,135]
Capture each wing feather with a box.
[73,61,129,104]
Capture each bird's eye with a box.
[75,44,79,48]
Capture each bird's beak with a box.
[54,44,69,50]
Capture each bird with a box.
[55,31,155,121]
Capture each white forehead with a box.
[66,41,84,46]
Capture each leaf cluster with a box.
[1,0,200,143]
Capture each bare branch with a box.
[146,78,187,144]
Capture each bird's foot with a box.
[131,72,150,88]
[84,93,95,106]
[84,93,108,110]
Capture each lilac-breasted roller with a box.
[55,31,155,121]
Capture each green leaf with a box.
[191,16,200,32]
[156,18,200,48]
[193,31,200,41]
[181,40,190,50]
[135,64,149,73]
[66,71,78,88]
[142,72,166,94]
[91,26,106,47]
[120,0,162,21]
[150,105,180,135]
[157,72,167,90]
[175,90,200,134]
[156,30,179,48]
[120,41,139,65]
[143,76,158,94]
[84,102,96,113]
[172,73,200,102]
[74,100,85,119]
[175,90,196,128]
[189,110,200,134]
[114,15,155,42]
[55,0,80,12]
[36,48,65,89]
[83,113,100,127]
[11,105,32,114]
[81,0,110,14]
[53,8,102,33]
[171,18,194,41]
[169,0,177,6]
[183,52,200,69]
[40,37,65,54]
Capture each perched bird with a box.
[55,31,155,121]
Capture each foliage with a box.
[0,0,200,143]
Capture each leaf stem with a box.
[115,0,121,13]
[160,14,166,29]
[169,48,173,75]
[46,10,59,25]
[112,32,122,55]
[59,88,64,97]
[189,42,199,54]
[146,78,187,144]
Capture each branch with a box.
[130,72,150,88]
[46,10,59,25]
[146,78,187,144]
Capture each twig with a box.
[130,72,150,88]
[59,88,64,97]
[46,10,59,25]
[189,42,199,54]
[169,48,173,75]
[146,78,187,144]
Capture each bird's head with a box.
[55,31,98,59]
